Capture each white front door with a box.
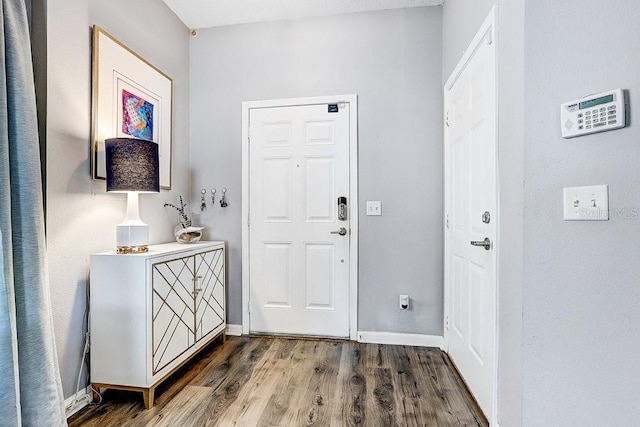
[248,102,351,337]
[444,11,497,419]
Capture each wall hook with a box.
[211,188,216,205]
[220,187,228,207]
[200,189,207,211]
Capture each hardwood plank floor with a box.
[69,336,487,427]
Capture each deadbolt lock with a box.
[482,211,491,224]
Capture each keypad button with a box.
[600,112,606,117]
[592,109,598,114]
[578,113,583,118]
[608,115,616,120]
[600,107,606,112]
[609,120,617,125]
[586,112,592,116]
[578,125,584,130]
[586,125,592,129]
[608,110,616,115]
[608,105,616,110]
[586,120,592,124]
[594,122,606,127]
[578,119,583,124]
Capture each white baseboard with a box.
[224,326,442,348]
[65,386,92,419]
[357,331,444,349]
[226,324,243,336]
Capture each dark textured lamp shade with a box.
[106,138,159,193]
[105,137,159,254]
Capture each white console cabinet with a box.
[90,241,226,409]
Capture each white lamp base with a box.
[115,192,150,254]
[116,223,149,254]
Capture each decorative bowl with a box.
[174,226,204,244]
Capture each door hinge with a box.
[445,315,450,331]
[445,213,450,229]
[247,300,251,315]
[247,213,250,227]
[445,111,450,127]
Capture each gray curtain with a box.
[0,0,66,425]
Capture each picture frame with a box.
[91,26,173,189]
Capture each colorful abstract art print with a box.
[122,89,154,141]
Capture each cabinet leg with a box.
[142,387,155,409]
[91,384,100,402]
[222,331,227,343]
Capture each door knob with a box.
[331,227,348,236]
[470,237,491,250]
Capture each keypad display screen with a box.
[579,94,614,110]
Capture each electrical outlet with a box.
[399,294,409,310]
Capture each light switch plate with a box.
[563,185,609,221]
[366,201,382,216]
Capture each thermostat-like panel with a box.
[561,88,625,138]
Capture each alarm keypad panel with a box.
[561,88,625,138]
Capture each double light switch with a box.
[563,185,609,221]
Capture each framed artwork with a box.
[91,26,173,189]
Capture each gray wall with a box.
[443,1,524,426]
[46,0,189,398]
[442,0,495,78]
[523,1,640,425]
[189,8,444,334]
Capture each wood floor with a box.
[69,336,487,426]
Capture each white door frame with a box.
[241,94,359,340]
[443,7,499,424]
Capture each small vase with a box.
[174,225,204,244]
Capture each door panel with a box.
[468,261,486,359]
[445,24,496,418]
[304,157,334,222]
[249,103,350,337]
[263,157,293,222]
[262,243,293,308]
[452,254,464,334]
[304,243,335,310]
[264,121,293,146]
[305,120,335,145]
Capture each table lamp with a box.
[105,138,160,254]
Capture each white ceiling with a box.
[160,0,443,30]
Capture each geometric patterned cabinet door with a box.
[195,249,225,342]
[151,249,225,373]
[152,256,197,375]
[90,241,226,410]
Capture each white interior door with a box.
[444,12,497,419]
[248,102,351,337]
